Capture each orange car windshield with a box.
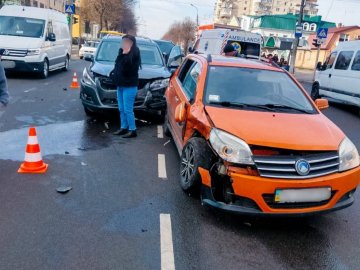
[205,66,316,114]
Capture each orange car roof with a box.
[197,54,284,72]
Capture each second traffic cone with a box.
[70,72,80,89]
[18,127,48,174]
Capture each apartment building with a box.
[214,0,319,24]
[2,0,66,12]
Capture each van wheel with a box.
[62,56,69,71]
[180,137,215,196]
[39,59,49,79]
[311,83,320,100]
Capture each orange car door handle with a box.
[174,96,179,102]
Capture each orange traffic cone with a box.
[70,72,80,89]
[18,127,48,174]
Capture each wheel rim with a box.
[43,61,48,77]
[180,144,195,184]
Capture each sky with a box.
[135,0,360,39]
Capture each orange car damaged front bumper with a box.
[199,166,360,216]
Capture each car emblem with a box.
[295,159,311,176]
[3,49,10,56]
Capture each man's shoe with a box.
[122,130,137,138]
[113,128,128,135]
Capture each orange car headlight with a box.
[209,128,254,165]
[339,137,360,172]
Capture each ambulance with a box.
[190,28,262,59]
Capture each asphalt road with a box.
[0,60,359,270]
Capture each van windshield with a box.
[205,66,316,114]
[0,16,45,38]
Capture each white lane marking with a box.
[43,82,50,86]
[158,154,167,179]
[157,125,164,139]
[160,214,175,270]
[24,87,37,93]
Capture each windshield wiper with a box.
[209,101,276,111]
[260,104,313,114]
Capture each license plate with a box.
[274,187,331,203]
[1,60,16,69]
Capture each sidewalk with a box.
[294,68,315,84]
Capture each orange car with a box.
[164,54,360,216]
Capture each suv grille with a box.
[3,49,27,57]
[253,151,339,179]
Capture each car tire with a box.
[39,59,49,79]
[163,113,171,137]
[311,83,320,100]
[180,137,215,196]
[80,56,83,60]
[83,106,96,116]
[62,55,70,71]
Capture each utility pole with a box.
[190,4,199,26]
[289,0,306,74]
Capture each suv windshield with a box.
[0,16,45,38]
[205,66,316,114]
[96,40,164,66]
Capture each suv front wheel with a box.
[180,137,214,195]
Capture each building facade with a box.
[2,0,66,12]
[215,0,319,24]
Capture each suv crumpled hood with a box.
[91,62,171,79]
[205,106,345,151]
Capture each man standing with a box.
[0,49,9,109]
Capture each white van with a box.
[191,29,262,58]
[0,5,71,78]
[312,40,360,109]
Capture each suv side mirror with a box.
[168,60,180,73]
[47,33,56,42]
[175,102,187,122]
[315,98,329,110]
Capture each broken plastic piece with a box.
[56,186,72,194]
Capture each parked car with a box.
[80,35,182,116]
[79,40,100,60]
[0,5,71,78]
[164,53,360,216]
[154,39,175,62]
[312,40,360,110]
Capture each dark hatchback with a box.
[80,36,181,116]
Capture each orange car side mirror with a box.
[315,98,329,111]
[175,102,187,123]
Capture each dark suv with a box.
[80,35,181,116]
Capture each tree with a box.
[80,0,137,35]
[162,17,197,53]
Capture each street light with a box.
[190,3,199,26]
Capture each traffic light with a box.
[73,17,79,25]
[67,16,71,25]
[312,38,321,48]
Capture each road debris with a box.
[104,122,110,130]
[164,140,171,146]
[56,186,72,194]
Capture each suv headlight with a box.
[149,78,169,90]
[27,49,41,56]
[339,137,360,172]
[209,128,254,165]
[82,68,95,86]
